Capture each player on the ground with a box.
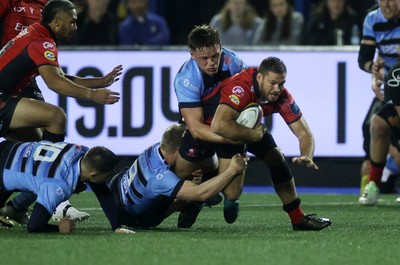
[209,57,331,231]
[108,124,248,228]
[0,140,133,234]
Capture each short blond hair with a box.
[160,124,186,153]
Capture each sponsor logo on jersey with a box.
[183,78,190,87]
[56,186,64,197]
[23,145,33,157]
[387,68,400,87]
[43,42,55,50]
[232,86,244,97]
[186,148,197,158]
[224,56,231,65]
[229,94,240,105]
[44,51,56,61]
[290,102,300,114]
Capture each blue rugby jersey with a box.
[174,47,245,109]
[1,141,86,215]
[363,8,400,73]
[117,142,184,215]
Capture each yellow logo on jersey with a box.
[44,51,55,61]
[229,94,240,105]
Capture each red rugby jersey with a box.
[219,68,302,124]
[0,22,59,96]
[0,0,47,47]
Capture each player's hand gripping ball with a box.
[236,103,263,129]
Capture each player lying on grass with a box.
[210,56,331,231]
[0,140,133,234]
[107,124,248,228]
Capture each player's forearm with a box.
[89,182,122,231]
[212,120,259,143]
[194,168,238,201]
[47,75,93,99]
[299,134,315,158]
[27,203,59,233]
[66,74,105,88]
[189,123,239,144]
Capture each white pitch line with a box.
[79,199,399,211]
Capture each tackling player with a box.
[173,25,247,227]
[108,124,248,228]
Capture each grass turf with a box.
[1,191,400,265]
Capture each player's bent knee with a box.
[262,148,285,166]
[269,160,293,184]
[48,106,67,127]
[371,115,390,137]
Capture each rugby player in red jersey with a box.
[210,57,331,230]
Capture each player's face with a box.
[190,45,222,76]
[270,0,289,19]
[55,10,78,41]
[379,0,400,20]
[257,71,286,102]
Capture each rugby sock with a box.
[283,198,304,224]
[369,160,385,187]
[360,174,369,194]
[224,199,239,208]
[42,130,65,142]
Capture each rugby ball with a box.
[236,103,263,129]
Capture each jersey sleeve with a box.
[362,12,375,40]
[27,39,59,67]
[273,89,302,124]
[89,182,122,231]
[27,203,59,233]
[174,61,203,107]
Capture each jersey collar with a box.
[40,22,59,46]
[252,70,262,100]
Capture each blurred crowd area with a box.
[67,0,377,46]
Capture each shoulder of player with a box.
[365,8,385,23]
[279,88,293,100]
[221,47,244,64]
[174,59,202,87]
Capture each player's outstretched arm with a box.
[288,117,318,170]
[176,154,248,202]
[65,65,123,88]
[39,65,120,105]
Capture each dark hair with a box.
[258,57,287,75]
[85,146,119,173]
[188,25,221,51]
[263,0,293,41]
[42,0,75,23]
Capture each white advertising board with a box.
[36,50,372,156]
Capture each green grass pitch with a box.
[1,191,400,265]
